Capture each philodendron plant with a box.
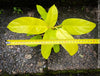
[7,5,96,59]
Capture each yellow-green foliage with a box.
[7,4,96,59]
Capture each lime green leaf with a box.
[41,29,57,59]
[26,34,33,36]
[36,5,47,20]
[45,5,58,27]
[41,44,53,59]
[56,28,78,56]
[7,17,48,34]
[62,18,96,35]
[13,7,17,11]
[53,45,60,53]
[27,35,42,47]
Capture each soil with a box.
[0,4,98,75]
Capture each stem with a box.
[55,25,62,28]
[47,25,62,30]
[52,25,62,30]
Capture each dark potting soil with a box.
[0,5,98,75]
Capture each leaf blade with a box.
[62,18,96,35]
[26,35,42,47]
[45,5,58,27]
[36,5,47,20]
[7,17,48,34]
[41,29,57,59]
[53,44,60,53]
[56,28,78,56]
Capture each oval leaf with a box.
[41,29,57,59]
[53,44,60,53]
[56,28,78,56]
[36,5,47,20]
[62,18,96,35]
[45,5,58,27]
[7,17,48,34]
[26,35,42,47]
[41,44,53,59]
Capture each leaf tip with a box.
[69,53,75,56]
[93,23,96,28]
[52,4,57,8]
[36,4,39,6]
[44,57,48,60]
[42,53,49,59]
[68,47,78,56]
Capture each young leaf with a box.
[45,5,58,27]
[41,29,57,59]
[13,7,17,11]
[53,44,60,53]
[26,35,42,47]
[7,17,48,34]
[36,5,47,20]
[26,34,33,36]
[56,28,78,56]
[62,18,96,35]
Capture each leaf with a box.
[26,35,42,47]
[7,17,48,34]
[41,44,53,59]
[41,29,57,59]
[62,18,96,35]
[26,34,33,36]
[56,28,78,56]
[53,44,60,53]
[36,5,47,20]
[13,7,17,11]
[45,5,58,27]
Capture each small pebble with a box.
[39,68,43,72]
[30,63,33,66]
[27,11,34,17]
[43,65,46,68]
[12,71,17,74]
[16,48,20,52]
[25,54,32,59]
[84,44,87,47]
[9,46,13,48]
[37,62,43,66]
[0,69,2,72]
